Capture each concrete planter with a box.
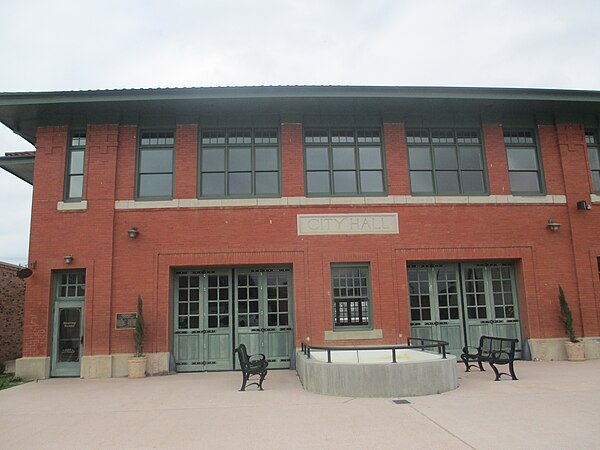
[127,357,147,378]
[565,341,585,361]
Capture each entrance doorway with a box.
[50,271,85,377]
[173,267,294,371]
[408,262,522,357]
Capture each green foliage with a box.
[558,285,578,343]
[134,295,145,357]
[0,361,5,375]
[0,375,24,391]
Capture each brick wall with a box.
[0,262,25,362]
[19,119,600,357]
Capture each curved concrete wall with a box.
[296,351,458,398]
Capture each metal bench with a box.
[234,344,268,391]
[461,336,519,381]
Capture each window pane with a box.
[70,150,85,174]
[360,171,384,193]
[255,172,279,194]
[459,147,483,169]
[306,147,329,170]
[359,147,382,170]
[202,148,225,171]
[509,172,541,193]
[68,175,83,199]
[593,171,600,193]
[201,173,225,195]
[332,147,356,170]
[140,149,173,173]
[139,174,172,197]
[507,148,538,171]
[434,147,458,170]
[228,147,251,171]
[255,147,278,171]
[307,172,330,194]
[408,147,432,170]
[588,147,600,170]
[228,172,252,194]
[461,171,485,194]
[333,171,357,193]
[410,171,434,193]
[436,171,460,194]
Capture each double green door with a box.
[408,263,521,357]
[173,267,293,371]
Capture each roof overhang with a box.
[0,152,35,184]
[2,86,600,145]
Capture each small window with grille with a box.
[65,131,86,201]
[331,264,371,329]
[503,129,544,194]
[137,131,175,199]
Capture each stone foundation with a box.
[528,337,600,361]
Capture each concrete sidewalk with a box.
[0,359,599,449]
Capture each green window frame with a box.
[56,270,86,300]
[586,130,600,193]
[503,129,544,195]
[136,130,175,199]
[406,128,487,195]
[64,131,86,201]
[331,263,372,330]
[304,128,386,196]
[199,129,280,198]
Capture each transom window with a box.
[137,130,175,199]
[305,128,385,196]
[57,271,86,299]
[406,128,487,195]
[503,129,543,194]
[586,130,600,193]
[331,264,371,329]
[199,129,280,197]
[65,131,86,201]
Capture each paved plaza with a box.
[1,359,599,449]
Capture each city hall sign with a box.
[297,213,399,235]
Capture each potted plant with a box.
[128,295,147,378]
[558,285,585,361]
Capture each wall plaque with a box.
[116,313,137,329]
[297,213,399,235]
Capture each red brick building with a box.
[1,86,599,379]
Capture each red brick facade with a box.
[0,262,25,362]
[4,87,600,375]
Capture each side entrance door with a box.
[235,268,294,369]
[51,271,86,377]
[173,270,233,371]
[407,264,464,356]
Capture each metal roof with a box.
[0,152,35,184]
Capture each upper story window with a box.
[503,129,544,195]
[406,129,487,195]
[199,129,280,197]
[137,131,175,199]
[304,128,385,196]
[64,131,86,201]
[586,130,600,193]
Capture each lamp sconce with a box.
[546,219,561,232]
[127,226,139,239]
[577,200,592,211]
[64,254,73,264]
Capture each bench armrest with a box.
[249,353,266,361]
[462,346,480,355]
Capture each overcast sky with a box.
[1,0,600,265]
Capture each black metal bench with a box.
[461,336,519,381]
[234,343,268,391]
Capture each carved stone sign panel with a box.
[297,213,399,235]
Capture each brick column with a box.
[174,124,198,199]
[281,123,304,197]
[482,123,510,195]
[383,123,409,195]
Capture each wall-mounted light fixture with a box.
[547,219,561,232]
[577,200,592,211]
[127,226,139,239]
[64,254,73,264]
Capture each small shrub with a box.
[0,361,5,375]
[559,285,578,343]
